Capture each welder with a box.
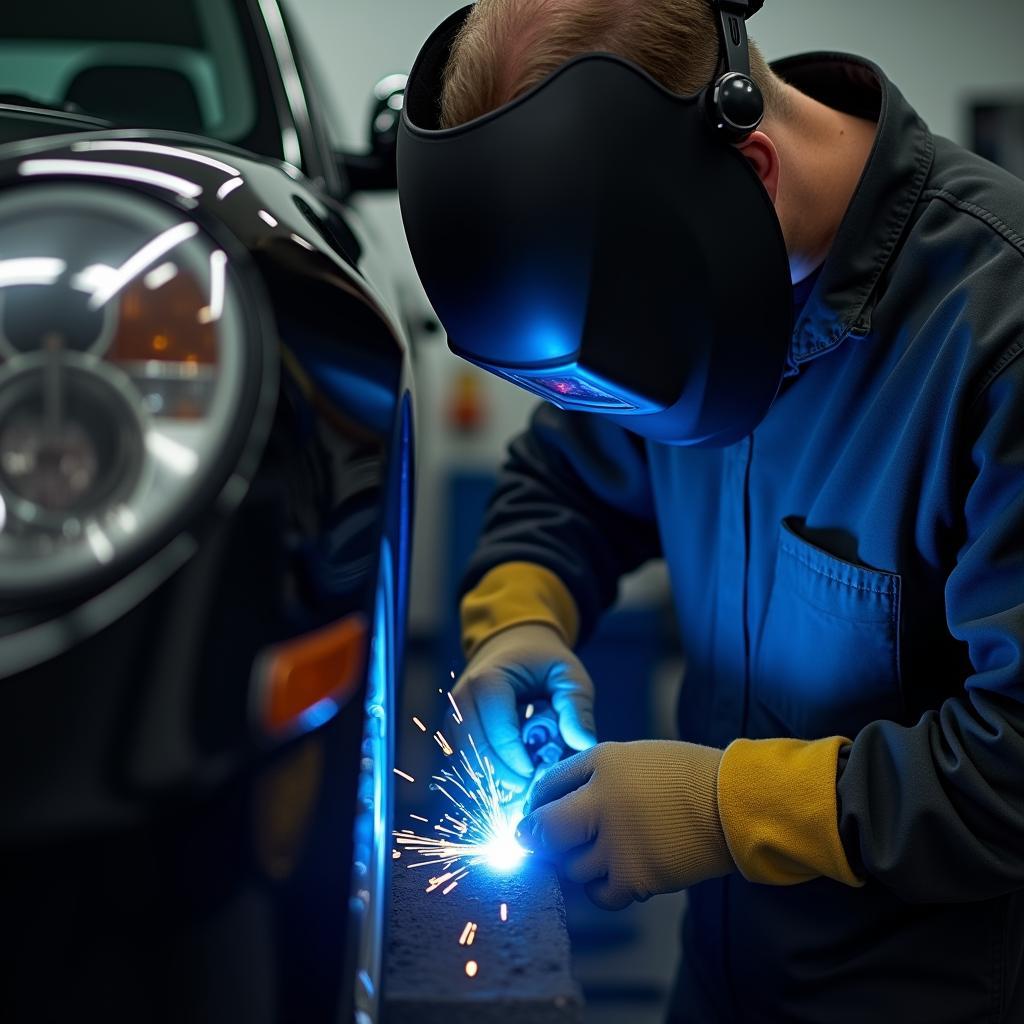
[397,1,1024,1020]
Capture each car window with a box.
[278,6,348,151]
[0,1,263,146]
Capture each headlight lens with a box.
[0,185,256,599]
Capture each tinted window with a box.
[0,0,271,149]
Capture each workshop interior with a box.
[1,1,1023,1022]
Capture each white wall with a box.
[286,0,1024,633]
[754,1,1024,144]
[292,0,1024,148]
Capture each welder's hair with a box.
[440,0,788,129]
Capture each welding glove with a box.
[452,623,597,793]
[517,740,734,910]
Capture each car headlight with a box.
[0,185,270,601]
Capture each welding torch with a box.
[519,700,570,813]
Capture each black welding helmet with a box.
[399,1,793,446]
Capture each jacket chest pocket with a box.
[752,518,904,740]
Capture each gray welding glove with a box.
[452,623,597,793]
[517,740,735,910]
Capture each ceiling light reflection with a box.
[0,258,66,289]
[217,176,245,200]
[144,262,179,291]
[198,251,228,325]
[71,141,240,177]
[146,431,199,477]
[71,264,116,296]
[257,0,306,168]
[85,522,115,565]
[19,159,203,199]
[374,74,409,100]
[86,222,200,310]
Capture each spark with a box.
[425,872,454,893]
[412,716,427,732]
[465,960,478,978]
[393,707,527,879]
[394,768,415,783]
[410,814,429,823]
[500,903,508,922]
[424,865,470,895]
[448,691,464,724]
[458,921,477,946]
[392,850,401,860]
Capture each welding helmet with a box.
[399,0,793,446]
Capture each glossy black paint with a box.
[0,104,113,147]
[0,25,411,1024]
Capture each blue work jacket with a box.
[463,54,1024,1022]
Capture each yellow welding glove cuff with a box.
[717,736,863,887]
[460,562,579,660]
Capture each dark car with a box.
[0,3,410,1022]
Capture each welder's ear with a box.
[735,130,780,204]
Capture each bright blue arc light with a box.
[480,810,528,873]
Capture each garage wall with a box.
[286,0,1024,635]
[292,0,1024,148]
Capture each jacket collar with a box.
[770,53,935,370]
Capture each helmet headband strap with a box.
[712,0,756,78]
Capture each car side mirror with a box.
[340,74,407,194]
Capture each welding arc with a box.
[393,716,527,887]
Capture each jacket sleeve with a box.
[836,349,1024,901]
[459,402,662,654]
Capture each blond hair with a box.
[441,0,787,129]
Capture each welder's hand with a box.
[452,624,597,793]
[517,740,734,910]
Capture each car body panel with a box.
[0,9,411,1020]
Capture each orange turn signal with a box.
[256,613,368,736]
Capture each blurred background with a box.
[287,2,1024,1021]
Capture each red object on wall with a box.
[447,370,488,433]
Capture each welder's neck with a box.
[769,85,880,285]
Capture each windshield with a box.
[0,0,282,155]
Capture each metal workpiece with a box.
[385,857,583,1024]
